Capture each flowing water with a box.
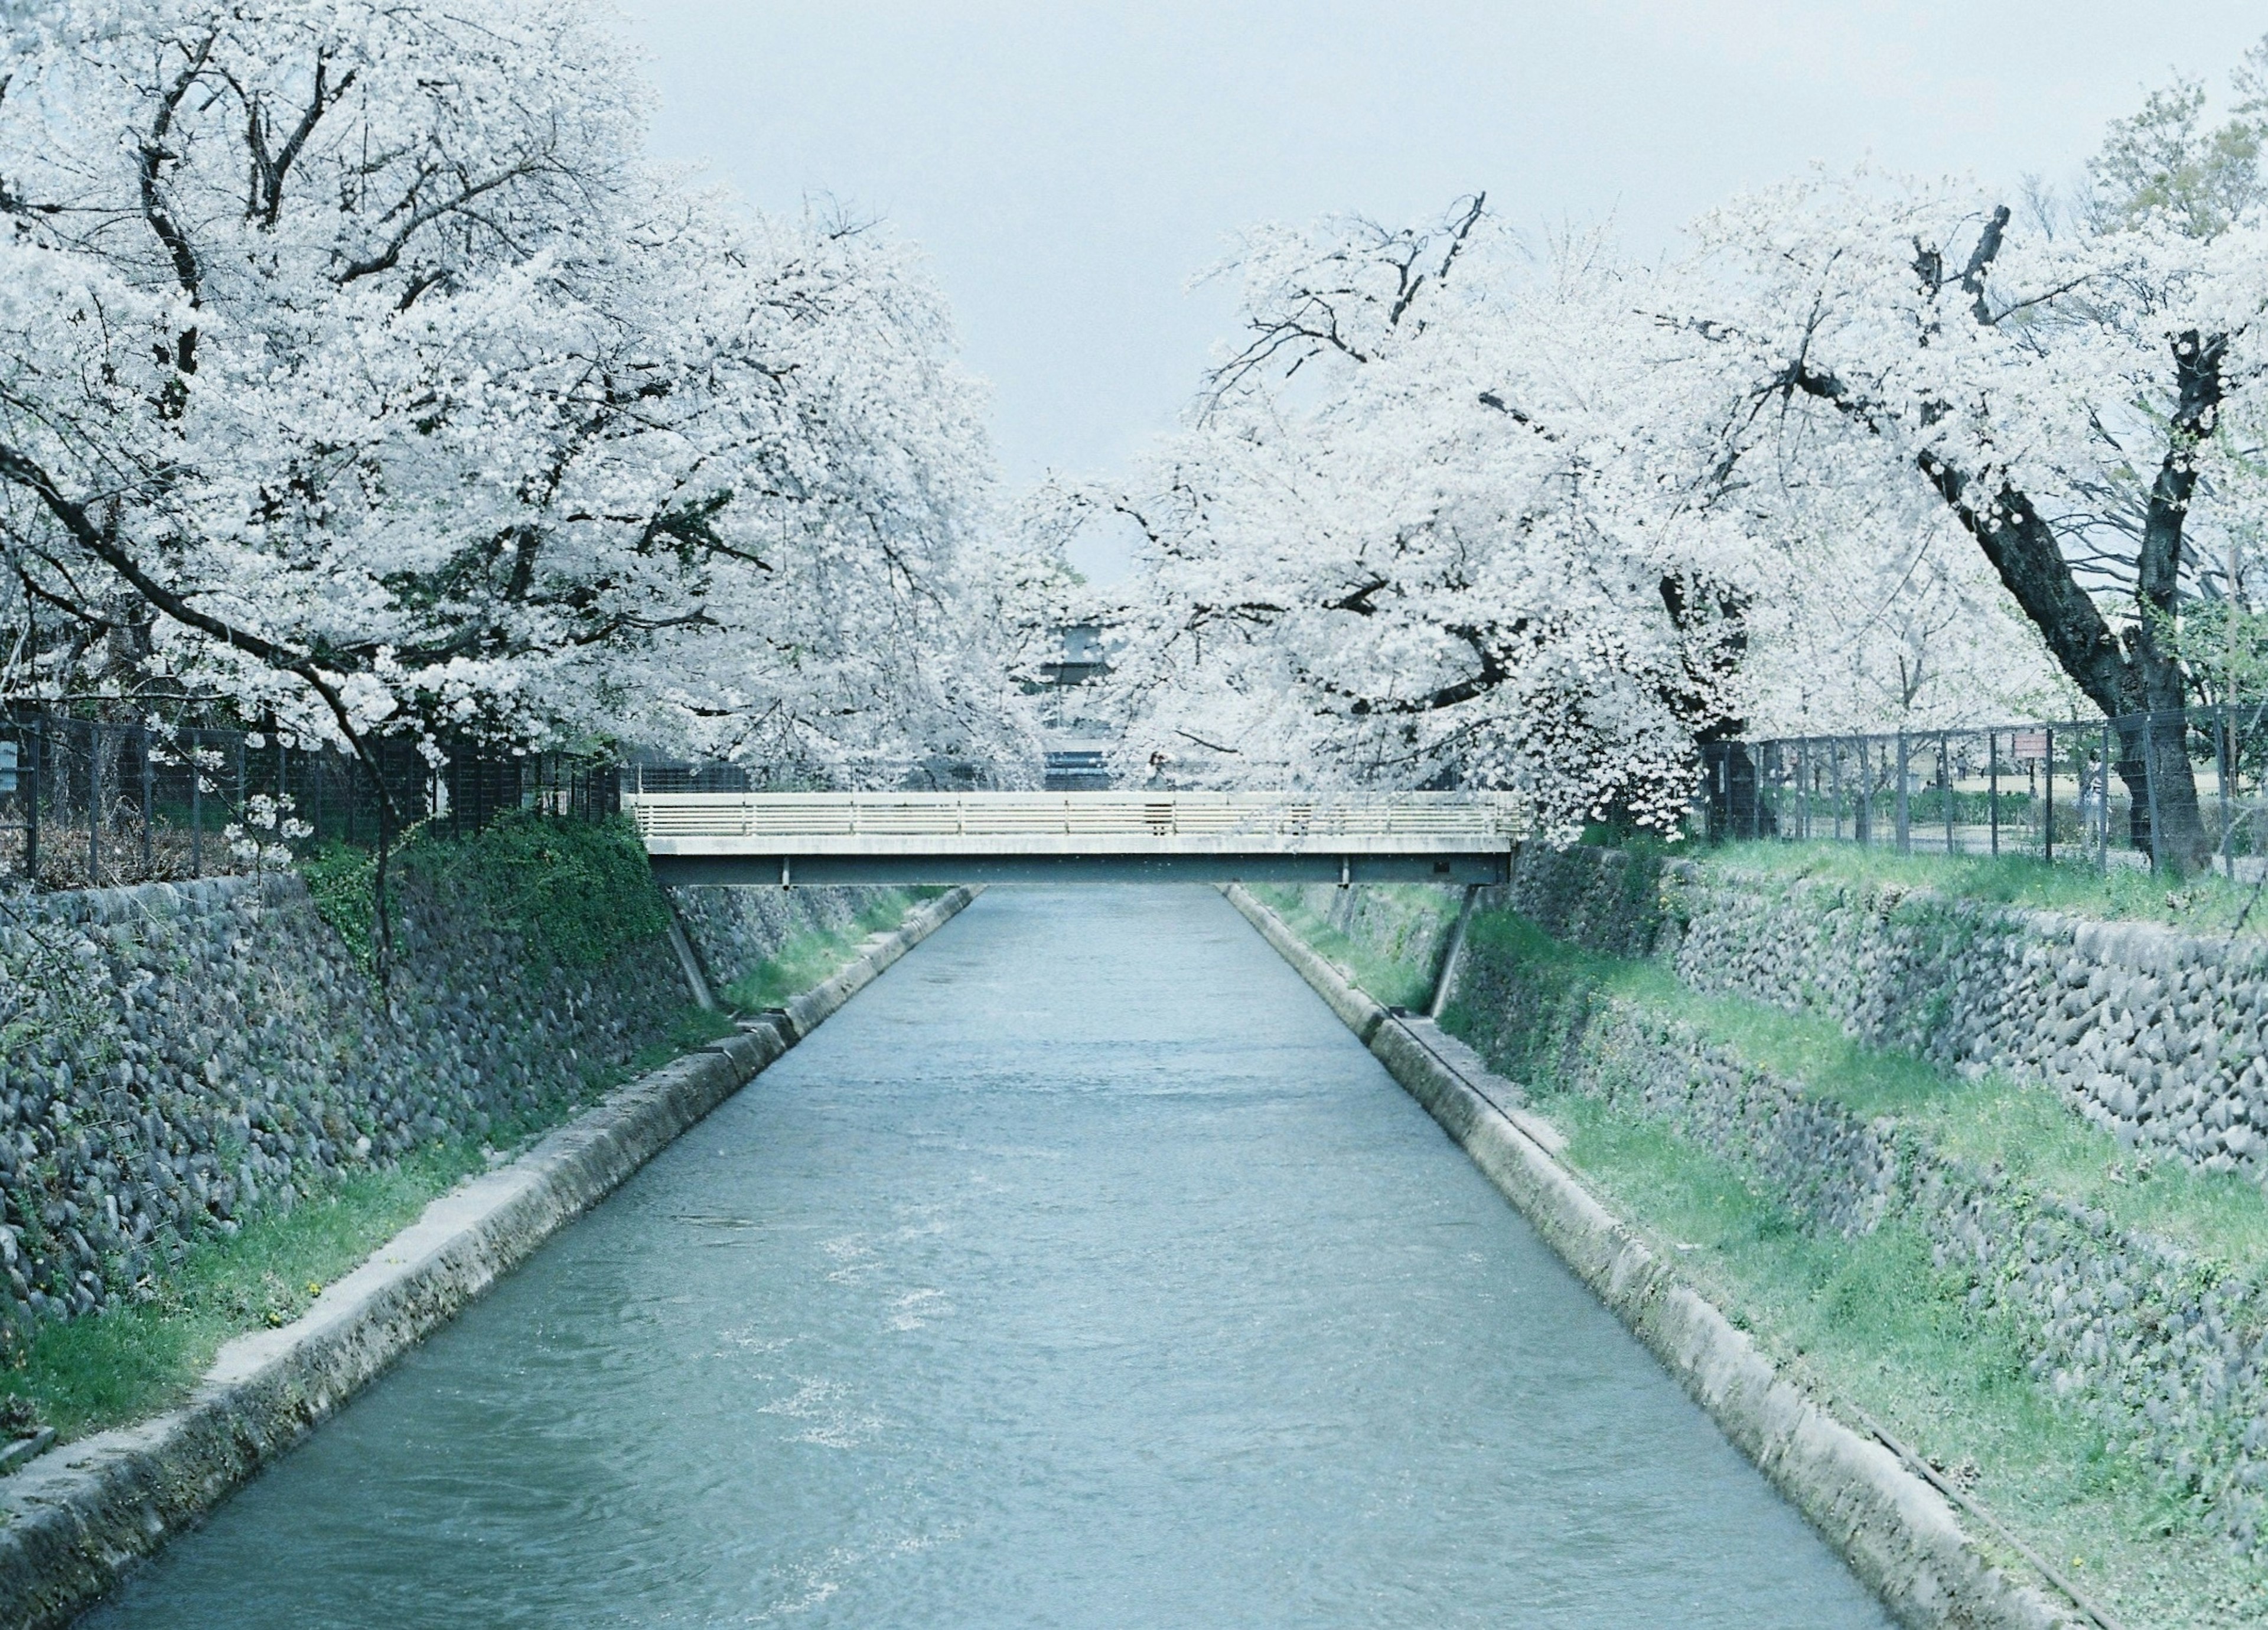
[84,887,1889,1628]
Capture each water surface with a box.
[86,887,1888,1628]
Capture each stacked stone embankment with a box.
[1439,845,2268,1555]
[1450,945,2268,1553]
[1496,842,2268,1178]
[0,873,871,1330]
[1265,881,1464,990]
[1227,883,2068,1630]
[1654,865,2268,1178]
[0,884,976,1630]
[670,883,878,994]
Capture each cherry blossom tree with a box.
[1086,207,1756,840]
[1690,167,2268,868]
[0,0,1037,798]
[1734,467,2075,736]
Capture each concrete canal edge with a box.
[1221,884,2074,1630]
[0,886,980,1630]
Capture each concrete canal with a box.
[84,887,1888,1628]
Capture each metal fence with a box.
[624,761,761,796]
[1702,702,2268,876]
[0,711,621,891]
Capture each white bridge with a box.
[626,791,1523,885]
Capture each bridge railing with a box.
[623,790,1526,843]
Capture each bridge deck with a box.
[627,792,1522,884]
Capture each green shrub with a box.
[303,812,672,975]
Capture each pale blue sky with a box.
[624,2,2268,499]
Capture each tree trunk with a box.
[2114,331,2226,873]
[1786,266,2223,873]
[2113,717,2213,869]
[1914,323,2222,876]
[1699,740,1775,842]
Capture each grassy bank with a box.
[1245,883,1455,1010]
[1545,1094,2264,1628]
[1263,888,2268,1626]
[721,886,948,1011]
[1449,912,2268,1271]
[1703,839,2268,937]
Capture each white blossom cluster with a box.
[1084,212,1757,841]
[0,1,1041,786]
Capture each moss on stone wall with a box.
[1440,909,2268,1614]
[1245,883,1461,1011]
[715,888,946,1012]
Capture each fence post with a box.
[2142,711,2162,874]
[1831,740,1843,841]
[190,728,203,876]
[1798,739,1810,841]
[1987,731,1999,855]
[138,724,153,876]
[2044,726,2055,867]
[2220,704,2234,877]
[1858,738,1872,847]
[86,721,100,886]
[1940,731,1954,856]
[1895,731,1910,854]
[25,714,40,885]
[2101,720,2113,874]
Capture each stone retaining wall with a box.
[1660,866,2268,1181]
[1495,845,2268,1182]
[1270,881,1464,988]
[1299,859,2268,1554]
[1447,947,2268,1554]
[669,884,876,997]
[0,873,883,1332]
[0,887,977,1630]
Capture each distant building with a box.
[1034,623,1115,790]
[1039,623,1109,687]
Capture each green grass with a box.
[1546,1094,2268,1628]
[720,887,944,1011]
[1449,910,2268,1277]
[0,1001,735,1447]
[1706,840,2268,937]
[1246,884,1451,1010]
[4,1146,480,1440]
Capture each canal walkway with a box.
[84,887,1888,1627]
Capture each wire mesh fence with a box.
[1703,702,2268,877]
[0,711,621,891]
